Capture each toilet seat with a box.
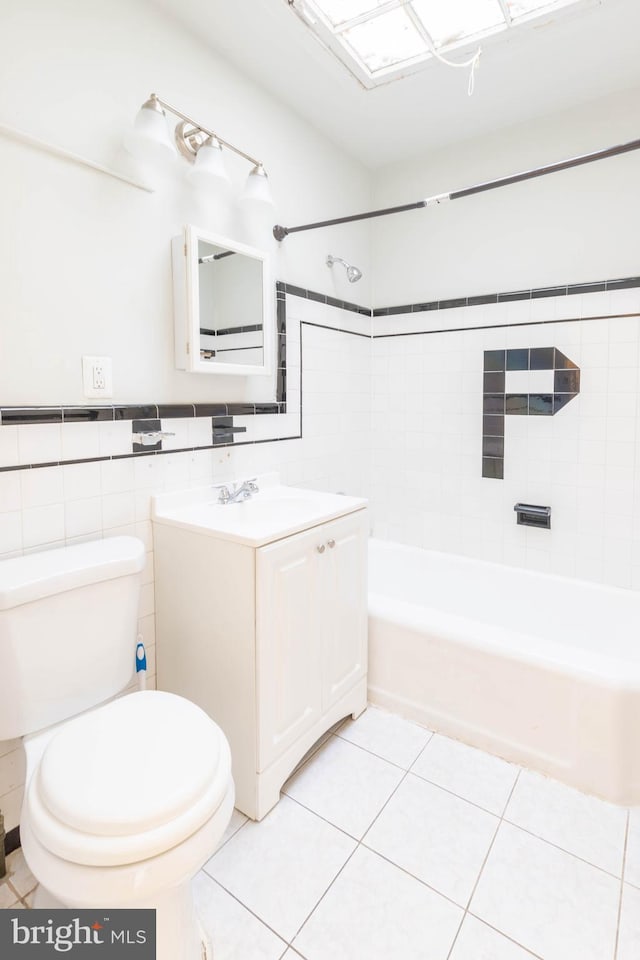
[27,690,232,867]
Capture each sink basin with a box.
[152,478,367,547]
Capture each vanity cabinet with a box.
[153,504,368,820]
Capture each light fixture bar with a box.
[273,136,640,240]
[152,93,262,167]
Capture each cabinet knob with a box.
[328,539,336,549]
[317,544,326,554]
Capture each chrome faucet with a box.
[217,478,259,505]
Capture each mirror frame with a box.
[172,224,274,377]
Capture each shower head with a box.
[326,254,362,284]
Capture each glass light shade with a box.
[189,137,231,187]
[241,165,274,206]
[124,98,176,165]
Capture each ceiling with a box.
[152,0,640,167]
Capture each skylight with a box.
[293,0,589,88]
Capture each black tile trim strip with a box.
[372,274,640,316]
[302,320,371,340]
[281,283,371,316]
[374,312,640,339]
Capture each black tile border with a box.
[372,274,640,317]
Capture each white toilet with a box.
[0,536,234,960]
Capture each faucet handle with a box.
[216,485,231,504]
[245,478,259,491]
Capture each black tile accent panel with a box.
[483,346,581,481]
[212,416,247,446]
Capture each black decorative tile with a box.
[483,415,504,437]
[194,403,227,417]
[1,407,62,425]
[482,457,504,479]
[132,419,161,453]
[606,277,640,290]
[483,436,504,458]
[529,347,555,370]
[483,394,505,414]
[484,350,505,372]
[484,371,505,392]
[115,405,158,421]
[307,289,327,304]
[567,282,606,295]
[283,284,307,298]
[554,369,580,393]
[553,393,578,413]
[411,302,439,313]
[468,294,498,306]
[62,406,114,422]
[255,403,280,415]
[505,394,529,415]
[529,394,553,416]
[438,298,467,309]
[497,290,531,303]
[506,349,529,371]
[226,403,256,416]
[158,404,195,419]
[532,286,567,299]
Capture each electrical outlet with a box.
[82,356,113,398]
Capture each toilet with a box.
[0,536,234,960]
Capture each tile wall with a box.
[371,284,640,587]
[0,292,371,832]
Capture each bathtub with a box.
[368,538,640,805]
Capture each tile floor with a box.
[2,705,639,960]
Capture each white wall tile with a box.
[0,427,19,468]
[22,503,65,549]
[0,472,21,513]
[17,424,61,465]
[20,466,64,507]
[60,422,101,461]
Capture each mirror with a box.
[172,225,273,377]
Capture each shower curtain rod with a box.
[272,136,640,241]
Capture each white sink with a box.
[152,476,367,547]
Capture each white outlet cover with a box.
[82,355,113,399]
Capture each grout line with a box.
[332,728,433,772]
[282,794,361,844]
[445,769,522,960]
[500,817,626,881]
[613,811,630,960]
[288,844,361,948]
[203,875,289,948]
[465,913,546,960]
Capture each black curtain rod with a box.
[272,137,640,242]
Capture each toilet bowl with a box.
[0,537,235,960]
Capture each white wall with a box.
[370,86,640,307]
[0,0,371,405]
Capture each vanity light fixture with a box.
[126,94,274,205]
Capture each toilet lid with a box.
[27,690,233,866]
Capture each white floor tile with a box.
[617,883,640,960]
[5,848,37,898]
[337,705,432,769]
[293,846,462,960]
[470,821,620,960]
[204,795,356,942]
[411,734,519,815]
[625,808,640,888]
[218,809,248,849]
[283,737,404,838]
[193,872,287,960]
[0,881,20,908]
[364,773,499,906]
[504,769,627,876]
[449,915,538,960]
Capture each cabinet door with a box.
[256,526,324,772]
[320,510,368,711]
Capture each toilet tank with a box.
[0,537,146,741]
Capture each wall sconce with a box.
[126,93,274,206]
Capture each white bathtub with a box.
[368,538,640,804]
